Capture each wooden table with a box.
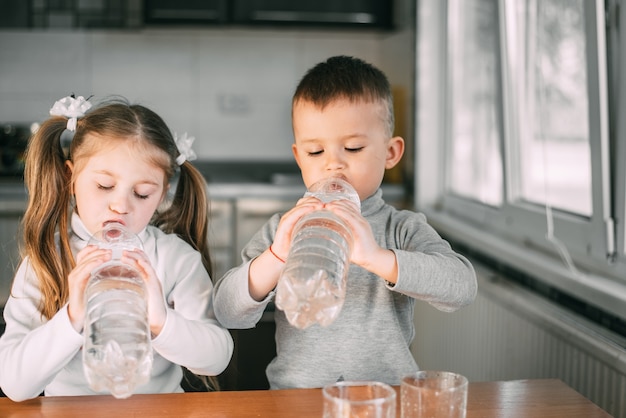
[0,379,610,417]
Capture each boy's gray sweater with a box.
[213,188,477,389]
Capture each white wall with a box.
[0,25,413,161]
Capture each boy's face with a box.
[292,98,404,201]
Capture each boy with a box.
[213,55,477,389]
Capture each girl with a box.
[0,95,233,401]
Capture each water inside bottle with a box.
[275,178,359,329]
[276,218,351,328]
[83,224,153,399]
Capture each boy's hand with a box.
[248,196,323,301]
[326,199,399,284]
[271,196,325,260]
[67,245,112,333]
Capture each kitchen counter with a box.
[207,181,305,199]
[207,181,406,202]
[196,160,409,203]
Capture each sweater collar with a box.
[71,212,92,245]
[360,188,385,217]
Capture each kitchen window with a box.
[512,0,592,217]
[447,0,502,207]
[416,0,626,320]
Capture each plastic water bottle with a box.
[275,177,360,329]
[83,223,153,399]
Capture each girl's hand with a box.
[325,199,399,283]
[67,245,112,332]
[121,249,167,337]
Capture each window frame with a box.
[415,0,626,321]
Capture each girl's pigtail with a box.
[155,162,219,392]
[22,116,74,319]
[155,162,213,279]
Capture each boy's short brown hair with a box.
[292,55,395,137]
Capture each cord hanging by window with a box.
[535,0,584,280]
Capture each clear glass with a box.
[323,381,396,418]
[401,371,468,418]
[447,0,503,206]
[514,0,592,216]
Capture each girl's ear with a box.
[161,182,170,203]
[385,136,405,169]
[65,160,75,193]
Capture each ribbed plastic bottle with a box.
[83,223,153,399]
[275,177,360,329]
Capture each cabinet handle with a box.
[250,11,375,24]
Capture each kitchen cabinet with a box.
[231,0,393,29]
[1,0,393,30]
[219,317,276,391]
[209,193,299,391]
[0,0,29,28]
[144,0,229,25]
[144,0,393,29]
[0,185,28,340]
[208,194,299,281]
[0,215,20,305]
[0,0,143,29]
[208,199,236,280]
[235,198,295,262]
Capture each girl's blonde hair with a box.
[22,97,212,319]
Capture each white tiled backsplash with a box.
[0,27,413,161]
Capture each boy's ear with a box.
[292,143,302,169]
[385,136,405,169]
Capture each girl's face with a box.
[69,137,168,235]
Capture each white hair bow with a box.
[174,132,197,166]
[49,95,92,131]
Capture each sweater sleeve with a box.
[387,210,477,312]
[0,260,83,402]
[213,214,280,329]
[150,240,233,376]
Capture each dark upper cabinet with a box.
[0,0,143,29]
[231,0,393,30]
[143,0,229,25]
[143,0,393,30]
[0,0,393,30]
[0,0,30,28]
